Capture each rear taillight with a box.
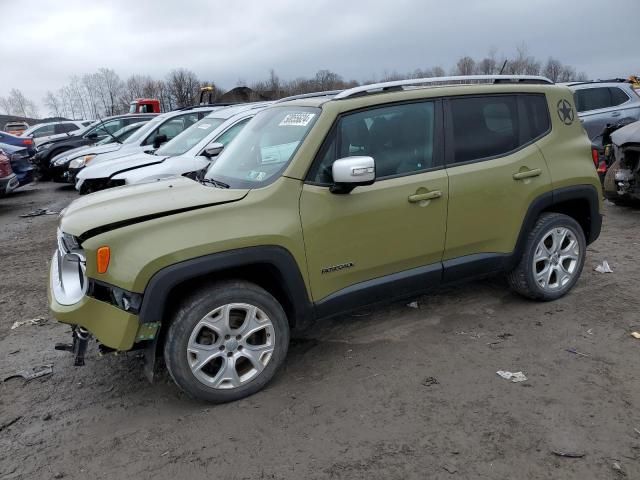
[597,161,607,174]
[591,148,599,168]
[22,138,33,146]
[0,158,13,177]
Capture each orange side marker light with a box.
[97,246,111,274]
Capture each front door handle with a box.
[611,111,621,117]
[513,168,542,180]
[408,190,442,203]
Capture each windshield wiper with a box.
[199,177,229,189]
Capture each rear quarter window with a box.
[609,87,629,107]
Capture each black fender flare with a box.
[508,184,602,270]
[138,245,314,328]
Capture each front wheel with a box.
[164,280,290,403]
[507,213,586,301]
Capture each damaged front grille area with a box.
[88,279,142,314]
[614,146,640,198]
[52,229,88,305]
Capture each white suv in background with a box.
[22,120,90,145]
[75,102,271,193]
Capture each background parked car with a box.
[75,103,270,192]
[603,120,640,205]
[66,106,221,184]
[567,80,640,140]
[0,143,34,186]
[32,113,157,180]
[0,151,19,195]
[3,121,29,135]
[0,130,36,156]
[48,121,151,182]
[22,120,88,144]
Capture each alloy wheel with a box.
[532,226,580,291]
[186,303,275,389]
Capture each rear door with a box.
[443,94,552,276]
[300,100,448,304]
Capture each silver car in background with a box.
[567,80,640,140]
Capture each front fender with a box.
[138,245,314,329]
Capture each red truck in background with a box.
[128,98,161,114]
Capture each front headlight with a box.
[70,154,96,169]
[53,156,68,166]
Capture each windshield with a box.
[122,116,164,144]
[95,122,145,145]
[156,117,225,156]
[203,106,320,188]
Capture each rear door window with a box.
[55,123,79,134]
[449,95,519,164]
[574,87,612,112]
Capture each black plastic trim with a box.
[88,278,142,314]
[314,263,442,319]
[138,246,313,328]
[442,253,510,284]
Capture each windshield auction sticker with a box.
[279,113,315,127]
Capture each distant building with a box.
[220,87,273,103]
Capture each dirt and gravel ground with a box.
[1,182,639,480]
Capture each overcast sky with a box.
[2,0,638,115]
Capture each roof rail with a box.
[175,102,241,112]
[334,75,553,100]
[567,78,628,87]
[275,90,343,103]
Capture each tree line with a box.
[0,47,588,120]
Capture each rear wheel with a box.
[508,213,586,301]
[164,280,289,403]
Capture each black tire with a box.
[507,213,586,301]
[164,280,290,403]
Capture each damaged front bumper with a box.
[49,254,143,351]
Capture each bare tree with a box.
[94,68,125,116]
[314,70,344,90]
[455,56,476,76]
[0,97,11,114]
[156,80,173,112]
[6,89,38,117]
[543,57,563,82]
[166,68,200,108]
[43,91,63,117]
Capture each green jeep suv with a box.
[50,75,602,403]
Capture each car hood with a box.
[61,176,249,240]
[78,152,168,180]
[87,145,150,166]
[53,143,119,163]
[611,120,640,147]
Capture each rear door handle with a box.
[611,112,621,117]
[513,168,542,180]
[408,190,442,203]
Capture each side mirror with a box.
[204,142,224,158]
[330,156,375,194]
[153,134,168,149]
[86,132,98,140]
